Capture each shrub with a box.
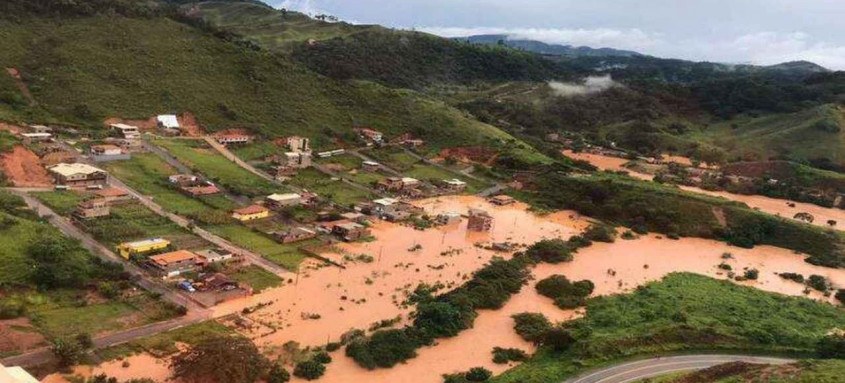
[491,347,527,364]
[172,335,269,383]
[535,275,594,309]
[51,337,84,368]
[267,363,290,383]
[345,329,419,369]
[414,301,474,339]
[525,239,574,263]
[512,312,551,344]
[535,275,573,298]
[543,326,576,351]
[465,367,492,382]
[807,275,829,292]
[312,351,332,364]
[817,334,845,358]
[0,300,25,319]
[779,272,804,283]
[743,268,759,280]
[293,360,326,381]
[836,289,845,305]
[583,224,616,243]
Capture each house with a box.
[266,193,302,209]
[48,163,108,187]
[441,178,467,192]
[28,125,52,134]
[332,222,371,242]
[197,273,239,291]
[340,212,367,223]
[435,211,462,225]
[489,195,516,206]
[215,133,253,145]
[73,199,110,220]
[287,136,311,153]
[21,132,52,144]
[109,123,141,140]
[95,187,132,204]
[381,206,412,222]
[232,205,270,221]
[354,127,383,143]
[117,238,171,259]
[317,149,345,158]
[377,177,404,191]
[149,250,200,277]
[273,227,317,243]
[401,139,424,148]
[401,177,420,188]
[276,152,312,168]
[169,174,220,196]
[467,208,493,232]
[169,174,198,184]
[196,249,234,264]
[270,165,298,180]
[372,197,399,213]
[156,115,180,131]
[362,160,380,171]
[0,362,38,383]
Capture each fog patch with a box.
[548,75,620,97]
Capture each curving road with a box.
[563,355,795,383]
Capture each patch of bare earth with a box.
[178,112,203,137]
[1,145,52,187]
[4,67,35,106]
[0,318,47,355]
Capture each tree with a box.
[743,268,759,280]
[27,234,92,289]
[293,360,326,380]
[51,337,84,368]
[413,301,473,339]
[817,334,845,358]
[525,239,573,263]
[267,363,290,383]
[171,336,269,383]
[345,329,419,369]
[465,367,492,381]
[543,326,576,351]
[512,312,552,344]
[835,289,845,305]
[793,212,814,223]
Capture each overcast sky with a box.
[273,0,845,70]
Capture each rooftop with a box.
[156,114,180,129]
[233,204,269,216]
[267,193,301,202]
[150,250,198,266]
[121,238,169,248]
[48,163,106,177]
[444,178,467,185]
[109,123,140,130]
[373,197,399,206]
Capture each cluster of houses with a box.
[168,174,220,197]
[267,136,313,180]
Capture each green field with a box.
[228,265,283,293]
[289,167,373,206]
[231,141,280,162]
[31,191,88,216]
[493,273,845,383]
[0,212,49,286]
[96,320,234,360]
[155,139,280,197]
[82,202,207,249]
[206,224,311,270]
[644,359,845,383]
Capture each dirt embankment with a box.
[103,112,203,136]
[438,147,500,165]
[1,145,52,186]
[4,67,36,106]
[0,122,25,134]
[0,318,46,356]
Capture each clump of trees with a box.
[525,239,574,263]
[817,333,845,359]
[347,257,531,369]
[582,224,617,243]
[535,275,595,309]
[443,367,493,383]
[512,312,552,344]
[491,347,527,364]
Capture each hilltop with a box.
[453,34,642,58]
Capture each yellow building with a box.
[117,238,171,259]
[232,205,270,221]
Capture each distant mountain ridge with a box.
[453,34,642,58]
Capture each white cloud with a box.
[548,75,620,97]
[417,26,661,51]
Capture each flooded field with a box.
[564,149,845,230]
[42,196,844,383]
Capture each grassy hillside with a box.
[650,359,845,383]
[0,12,547,163]
[493,273,845,383]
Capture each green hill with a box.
[0,3,547,162]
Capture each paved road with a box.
[107,175,292,277]
[563,355,795,383]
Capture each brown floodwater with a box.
[42,196,844,383]
[563,149,845,230]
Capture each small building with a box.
[489,195,516,206]
[273,227,317,244]
[215,133,253,145]
[332,222,371,242]
[197,273,239,291]
[183,184,220,196]
[169,174,220,196]
[354,127,383,143]
[169,174,198,184]
[362,160,380,171]
[381,207,412,222]
[91,144,122,156]
[372,197,399,213]
[95,187,132,204]
[435,211,462,225]
[149,250,199,277]
[29,125,52,134]
[48,163,108,187]
[271,165,298,180]
[196,249,234,264]
[109,123,141,140]
[287,136,311,153]
[401,177,419,188]
[282,152,312,168]
[156,115,180,132]
[21,132,52,144]
[265,193,302,209]
[467,208,493,232]
[73,199,110,220]
[441,178,467,192]
[117,238,171,259]
[377,177,404,191]
[340,212,367,223]
[232,205,270,221]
